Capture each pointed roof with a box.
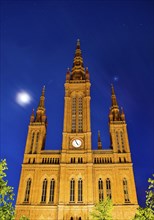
[38,85,45,109]
[34,86,47,123]
[109,85,122,122]
[71,39,85,79]
[111,84,119,108]
[30,108,35,123]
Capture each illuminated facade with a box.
[15,40,138,220]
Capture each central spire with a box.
[71,39,85,80]
[65,40,90,81]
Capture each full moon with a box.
[16,91,32,106]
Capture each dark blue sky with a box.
[1,0,154,207]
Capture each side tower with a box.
[24,86,47,157]
[108,85,138,219]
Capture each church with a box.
[15,40,138,220]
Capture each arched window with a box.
[72,97,76,132]
[30,132,35,153]
[123,178,130,202]
[41,178,48,203]
[70,217,73,220]
[116,131,120,152]
[78,97,83,132]
[98,178,103,201]
[79,217,82,220]
[120,131,125,152]
[49,178,55,203]
[34,132,39,152]
[106,178,112,199]
[70,178,75,202]
[78,178,83,202]
[24,178,31,202]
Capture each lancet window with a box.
[41,178,48,203]
[49,178,55,203]
[123,178,130,202]
[24,178,31,202]
[30,132,35,153]
[78,178,83,202]
[70,178,75,202]
[98,178,103,201]
[116,131,120,152]
[71,96,83,132]
[120,131,125,152]
[78,97,83,132]
[106,178,112,199]
[35,131,39,151]
[72,97,76,132]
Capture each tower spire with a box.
[35,86,47,123]
[109,85,120,122]
[98,130,102,149]
[111,84,118,107]
[70,39,85,80]
[38,85,45,109]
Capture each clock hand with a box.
[75,140,78,145]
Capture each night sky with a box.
[1,0,154,208]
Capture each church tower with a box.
[15,41,138,220]
[62,39,91,152]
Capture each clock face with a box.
[72,139,82,148]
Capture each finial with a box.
[98,130,101,138]
[76,39,80,48]
[111,84,115,95]
[121,107,125,121]
[66,68,70,80]
[42,85,45,96]
[30,108,35,123]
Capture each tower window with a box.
[78,97,83,132]
[78,178,83,202]
[123,178,130,203]
[30,132,35,153]
[49,178,55,203]
[120,131,125,152]
[34,132,39,153]
[72,97,76,132]
[24,178,31,202]
[106,178,112,199]
[41,178,48,203]
[70,178,75,202]
[116,131,120,152]
[98,178,103,201]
